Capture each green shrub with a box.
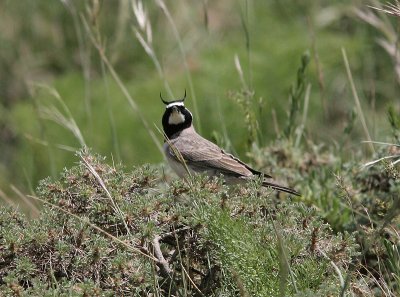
[0,150,361,296]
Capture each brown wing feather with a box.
[167,132,272,178]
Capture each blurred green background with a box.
[0,0,399,198]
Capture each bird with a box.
[160,91,300,196]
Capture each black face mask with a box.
[162,105,193,139]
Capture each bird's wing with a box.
[166,133,272,178]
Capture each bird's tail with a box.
[262,180,300,196]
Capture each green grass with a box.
[0,150,361,296]
[2,0,398,191]
[0,0,399,295]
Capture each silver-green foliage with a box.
[0,151,359,296]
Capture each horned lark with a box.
[161,91,300,196]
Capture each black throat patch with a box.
[162,105,192,139]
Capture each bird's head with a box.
[161,90,193,138]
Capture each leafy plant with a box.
[0,150,361,296]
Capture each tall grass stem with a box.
[156,0,202,133]
[82,16,163,154]
[342,48,375,154]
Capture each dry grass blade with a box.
[131,1,173,97]
[155,0,201,133]
[80,15,164,154]
[234,54,248,90]
[78,152,132,237]
[0,188,17,207]
[181,265,206,297]
[368,1,400,17]
[362,140,400,147]
[362,155,400,168]
[356,4,400,84]
[342,48,375,154]
[23,134,78,152]
[132,0,152,43]
[376,39,400,83]
[361,141,400,168]
[154,124,192,178]
[11,185,39,217]
[318,248,345,289]
[29,83,86,147]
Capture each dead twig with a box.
[153,234,172,277]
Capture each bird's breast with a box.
[163,142,191,178]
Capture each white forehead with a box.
[166,101,185,109]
